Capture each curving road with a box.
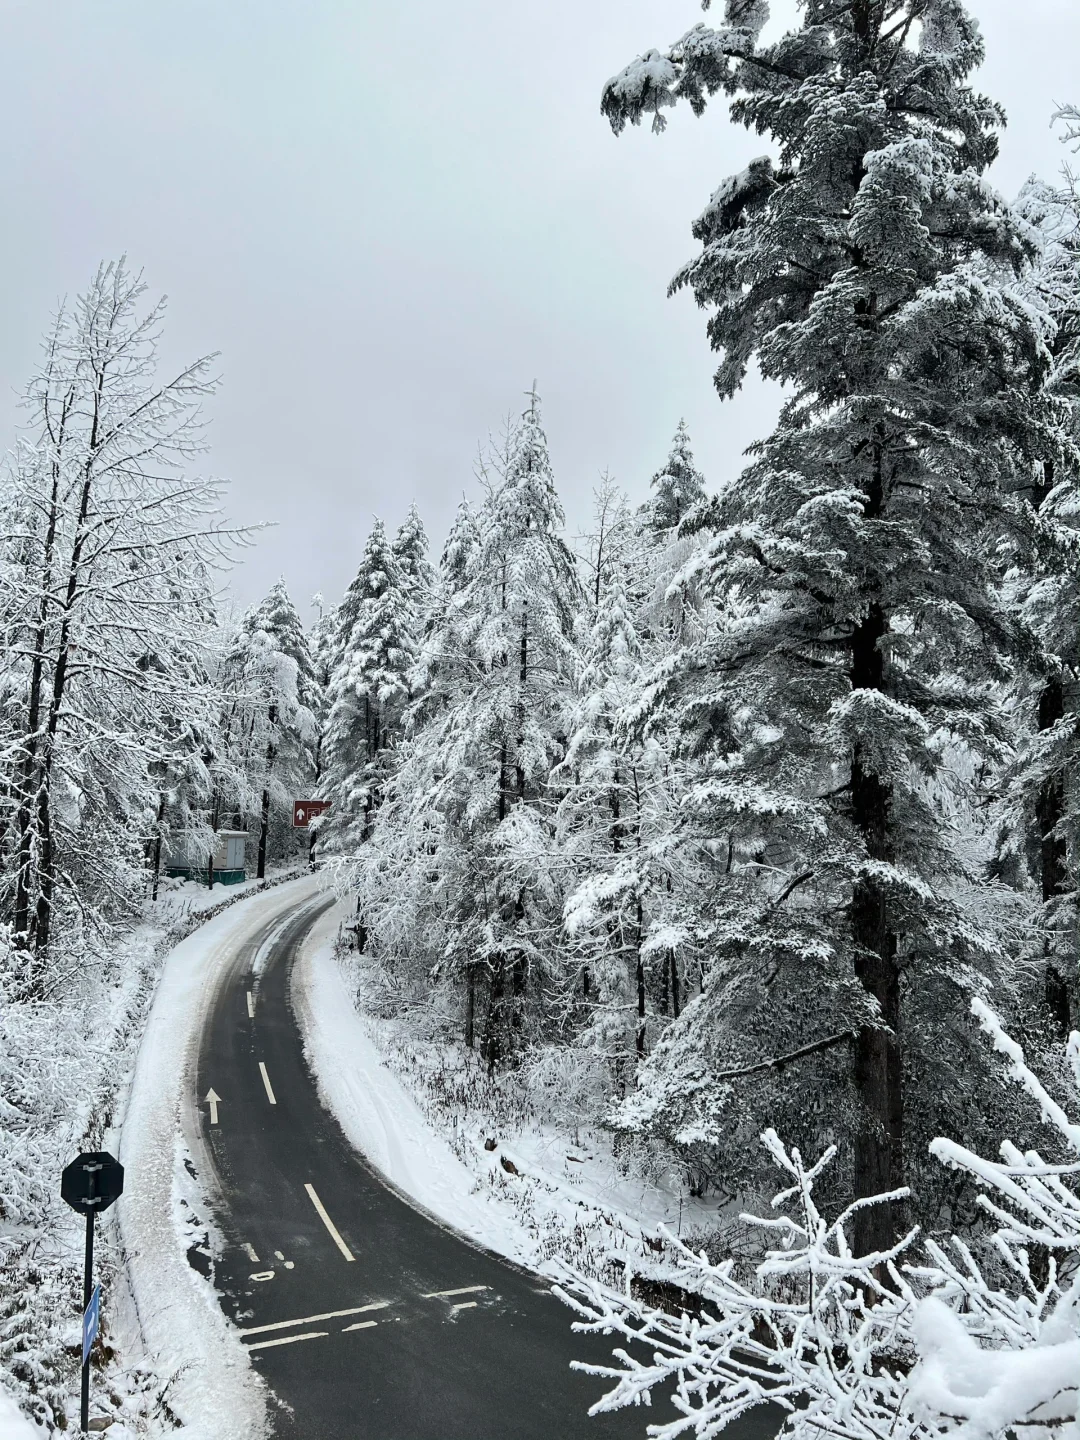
[195,896,775,1440]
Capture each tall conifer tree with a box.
[602,0,1063,1246]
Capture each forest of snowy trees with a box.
[1,0,1079,1433]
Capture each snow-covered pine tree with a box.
[602,0,1063,1246]
[307,592,336,784]
[352,395,580,1064]
[222,580,319,878]
[321,519,416,854]
[1002,160,1080,1041]
[392,501,436,599]
[647,419,706,535]
[559,480,689,1079]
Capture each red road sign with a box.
[293,799,331,828]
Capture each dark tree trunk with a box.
[257,703,278,881]
[151,792,166,901]
[14,415,66,948]
[670,952,680,1019]
[636,956,646,1055]
[635,900,646,1056]
[257,787,271,880]
[516,603,528,803]
[1036,677,1072,1036]
[483,957,506,1074]
[465,966,475,1048]
[511,953,527,1032]
[850,598,904,1256]
[33,366,109,958]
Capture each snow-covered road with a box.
[117,874,322,1440]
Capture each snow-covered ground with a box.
[293,912,717,1285]
[113,873,323,1440]
[0,1387,41,1439]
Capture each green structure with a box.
[164,829,248,885]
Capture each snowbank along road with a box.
[196,895,777,1439]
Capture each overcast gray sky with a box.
[1,0,1077,618]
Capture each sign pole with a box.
[60,1151,123,1436]
[81,1210,94,1432]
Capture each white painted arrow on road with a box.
[205,1088,222,1125]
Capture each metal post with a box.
[81,1210,94,1432]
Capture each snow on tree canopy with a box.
[648,419,708,533]
[596,0,1071,1256]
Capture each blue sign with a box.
[82,1284,100,1366]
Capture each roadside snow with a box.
[0,1388,43,1438]
[291,903,537,1265]
[293,916,714,1283]
[117,873,321,1440]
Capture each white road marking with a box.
[242,1243,260,1263]
[240,1302,388,1338]
[451,1302,478,1313]
[205,1088,222,1124]
[274,1250,284,1260]
[246,1330,328,1352]
[342,1320,378,1333]
[258,1062,276,1105]
[422,1285,489,1299]
[247,991,255,1019]
[249,1271,275,1282]
[304,1183,355,1262]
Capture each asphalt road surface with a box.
[196,895,778,1440]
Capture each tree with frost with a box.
[648,420,707,536]
[0,263,243,1430]
[392,501,436,602]
[560,1001,1080,1440]
[351,396,580,1063]
[307,591,336,782]
[321,518,418,854]
[219,581,319,878]
[600,0,1064,1246]
[999,146,1080,1042]
[0,260,236,980]
[559,478,697,1079]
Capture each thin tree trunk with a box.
[465,966,475,1048]
[13,454,63,944]
[670,952,680,1019]
[34,464,99,955]
[635,899,646,1056]
[1029,458,1073,1037]
[484,957,506,1074]
[850,596,904,1256]
[257,787,271,880]
[257,702,278,881]
[151,792,166,901]
[516,603,528,802]
[1036,677,1072,1035]
[33,352,110,956]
